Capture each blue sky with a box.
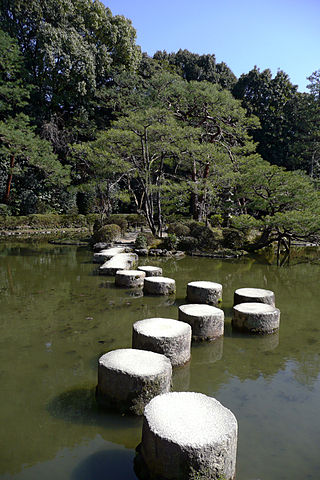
[103,0,320,92]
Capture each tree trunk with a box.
[4,155,15,204]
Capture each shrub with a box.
[0,204,12,216]
[134,233,148,249]
[222,227,245,249]
[210,214,223,227]
[125,213,147,228]
[167,223,190,237]
[178,236,199,252]
[161,233,178,250]
[93,224,121,243]
[28,214,61,228]
[106,215,128,235]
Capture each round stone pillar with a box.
[132,317,191,366]
[96,349,172,415]
[178,304,224,341]
[135,391,238,480]
[144,277,176,295]
[187,281,222,306]
[115,269,145,288]
[232,302,280,334]
[234,287,275,306]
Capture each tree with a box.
[0,114,69,207]
[233,160,320,261]
[153,49,237,90]
[0,0,141,154]
[233,67,299,169]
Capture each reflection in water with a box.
[0,243,320,480]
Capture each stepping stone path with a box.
[138,265,163,277]
[99,253,138,275]
[143,276,176,295]
[178,304,224,341]
[96,349,172,415]
[232,302,280,334]
[93,247,126,264]
[132,318,191,366]
[136,391,238,480]
[234,287,275,306]
[187,280,222,306]
[115,269,145,288]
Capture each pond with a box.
[0,243,319,480]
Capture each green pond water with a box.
[0,243,320,480]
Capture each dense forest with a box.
[1,0,320,250]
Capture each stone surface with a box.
[136,391,238,480]
[138,265,163,277]
[144,277,176,296]
[178,304,224,340]
[99,253,138,275]
[93,247,126,264]
[187,281,222,306]
[234,287,275,306]
[96,349,172,415]
[232,302,280,334]
[115,269,145,288]
[132,318,191,366]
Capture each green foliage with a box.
[93,224,121,243]
[161,233,178,250]
[105,215,128,235]
[178,236,199,252]
[134,233,148,249]
[167,223,190,237]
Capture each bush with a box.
[28,214,61,228]
[125,213,147,228]
[222,227,245,249]
[178,236,199,252]
[93,224,121,243]
[167,223,190,237]
[210,214,223,227]
[161,233,178,250]
[0,204,12,216]
[134,233,148,249]
[106,215,128,235]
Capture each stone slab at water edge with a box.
[232,302,280,334]
[138,266,163,277]
[132,318,192,366]
[135,391,238,480]
[178,304,224,341]
[187,281,222,306]
[96,349,172,415]
[115,269,145,288]
[143,277,176,295]
[93,247,126,264]
[234,287,275,306]
[99,253,138,275]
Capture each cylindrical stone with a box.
[132,318,191,367]
[138,266,163,277]
[187,281,222,306]
[143,277,176,296]
[232,302,280,334]
[115,269,145,288]
[234,287,275,306]
[96,349,172,415]
[178,304,224,341]
[136,392,238,480]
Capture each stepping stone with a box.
[135,391,238,480]
[138,265,163,277]
[132,318,191,366]
[178,304,224,340]
[96,349,172,415]
[115,269,145,288]
[99,253,138,275]
[143,277,176,295]
[234,287,275,306]
[232,302,280,334]
[187,281,222,306]
[93,247,126,264]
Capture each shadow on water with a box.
[47,386,142,448]
[71,448,137,480]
